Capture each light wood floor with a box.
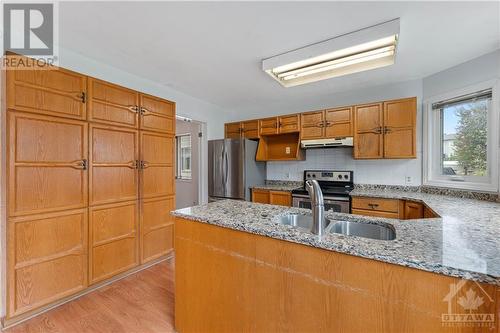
[5,258,175,333]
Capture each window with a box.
[176,134,192,180]
[424,81,499,191]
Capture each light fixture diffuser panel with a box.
[262,19,400,87]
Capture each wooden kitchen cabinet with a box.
[89,124,139,206]
[383,98,417,158]
[87,78,140,128]
[354,98,416,159]
[5,54,176,323]
[225,122,241,139]
[141,196,175,263]
[301,108,353,140]
[6,63,87,120]
[251,189,270,204]
[241,120,259,139]
[139,94,175,134]
[89,201,138,283]
[404,201,424,220]
[259,117,279,136]
[140,131,175,199]
[324,106,353,138]
[278,114,300,134]
[251,189,291,207]
[351,196,401,219]
[7,112,88,217]
[353,103,384,159]
[269,191,292,206]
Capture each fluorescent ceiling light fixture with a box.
[262,19,400,87]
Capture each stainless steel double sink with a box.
[278,214,396,241]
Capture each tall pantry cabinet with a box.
[5,60,175,322]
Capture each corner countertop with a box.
[172,190,500,285]
[250,184,302,192]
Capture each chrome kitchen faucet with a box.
[305,179,326,236]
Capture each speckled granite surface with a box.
[172,191,500,285]
[251,180,302,192]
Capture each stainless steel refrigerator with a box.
[208,139,266,201]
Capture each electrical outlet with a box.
[405,176,412,184]
[285,146,291,154]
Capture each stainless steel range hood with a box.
[300,137,354,149]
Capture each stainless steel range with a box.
[291,170,353,213]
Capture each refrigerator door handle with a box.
[224,150,229,186]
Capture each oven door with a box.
[292,194,350,213]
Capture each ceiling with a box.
[59,1,500,110]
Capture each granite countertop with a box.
[250,184,302,192]
[172,190,500,285]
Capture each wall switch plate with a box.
[405,176,412,184]
[285,146,291,154]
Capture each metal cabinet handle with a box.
[127,160,140,169]
[140,107,152,115]
[140,160,150,169]
[368,203,379,209]
[71,159,87,170]
[317,122,324,128]
[127,105,139,113]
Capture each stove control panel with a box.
[304,170,352,183]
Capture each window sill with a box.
[423,179,498,193]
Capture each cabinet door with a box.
[325,107,353,138]
[259,117,278,136]
[278,114,300,134]
[6,64,86,120]
[404,201,424,220]
[87,78,139,128]
[89,201,138,283]
[353,103,383,159]
[242,120,259,139]
[252,189,270,204]
[139,94,175,134]
[225,122,242,139]
[300,111,324,139]
[8,112,88,217]
[89,124,139,206]
[141,131,175,199]
[269,191,291,207]
[383,98,417,159]
[8,209,88,317]
[141,196,175,263]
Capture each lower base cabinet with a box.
[7,209,88,317]
[352,196,439,219]
[251,189,292,207]
[141,195,175,263]
[175,218,497,333]
[89,201,138,284]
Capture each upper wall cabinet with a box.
[88,78,140,128]
[224,120,260,139]
[353,97,416,159]
[301,107,353,140]
[139,94,175,134]
[6,66,87,120]
[259,114,300,136]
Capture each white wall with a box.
[257,79,424,186]
[423,50,500,100]
[58,47,230,139]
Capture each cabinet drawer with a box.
[352,197,400,213]
[351,209,400,219]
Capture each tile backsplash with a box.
[266,148,422,186]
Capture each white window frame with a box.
[175,133,192,181]
[423,79,499,192]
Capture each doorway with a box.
[175,118,202,208]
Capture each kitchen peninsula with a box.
[172,190,500,333]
